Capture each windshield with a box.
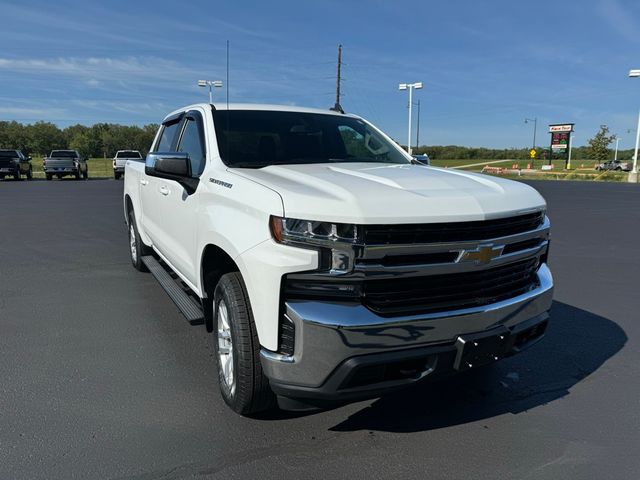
[116,151,141,158]
[0,150,19,158]
[213,110,410,168]
[51,150,77,158]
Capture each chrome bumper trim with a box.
[261,264,553,388]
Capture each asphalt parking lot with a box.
[1,178,638,480]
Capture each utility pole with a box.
[415,100,420,151]
[332,44,343,113]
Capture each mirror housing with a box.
[145,152,199,195]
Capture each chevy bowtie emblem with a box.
[459,244,504,265]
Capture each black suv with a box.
[0,149,33,180]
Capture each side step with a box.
[141,255,204,325]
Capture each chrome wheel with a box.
[129,224,137,262]
[217,300,235,395]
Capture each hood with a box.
[231,163,546,224]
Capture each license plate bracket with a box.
[453,327,511,371]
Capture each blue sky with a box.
[1,0,640,148]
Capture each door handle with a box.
[159,185,170,196]
[140,179,149,186]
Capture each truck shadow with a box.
[328,301,626,432]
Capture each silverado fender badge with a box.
[458,244,504,265]
[209,178,233,188]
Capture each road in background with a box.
[0,179,638,479]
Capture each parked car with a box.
[0,149,32,180]
[113,150,143,179]
[411,153,431,165]
[124,103,552,415]
[595,160,631,171]
[43,150,88,180]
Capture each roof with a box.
[163,103,359,121]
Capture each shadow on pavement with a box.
[329,301,626,432]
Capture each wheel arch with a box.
[201,243,241,333]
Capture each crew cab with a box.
[43,150,88,180]
[124,103,553,415]
[0,149,32,180]
[113,150,142,179]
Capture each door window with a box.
[177,116,206,177]
[156,120,181,152]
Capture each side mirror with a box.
[145,152,199,195]
[27,156,32,161]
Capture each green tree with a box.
[587,126,616,162]
[27,121,65,155]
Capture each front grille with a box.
[363,212,544,245]
[363,258,540,316]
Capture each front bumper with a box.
[261,263,553,403]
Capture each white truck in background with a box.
[124,103,553,415]
[113,150,142,179]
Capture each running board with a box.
[141,255,204,325]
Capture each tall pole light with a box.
[198,79,223,104]
[628,69,640,182]
[399,82,423,155]
[524,117,537,149]
[614,136,620,161]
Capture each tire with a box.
[83,168,89,180]
[57,175,62,179]
[27,168,32,180]
[46,173,52,181]
[75,170,81,180]
[0,175,4,180]
[212,272,275,415]
[14,172,21,181]
[114,172,121,180]
[128,209,151,271]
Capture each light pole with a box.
[524,117,537,149]
[628,69,640,182]
[399,82,423,155]
[614,136,620,161]
[198,79,223,104]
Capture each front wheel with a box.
[46,173,52,181]
[83,168,89,180]
[213,272,274,415]
[26,168,33,180]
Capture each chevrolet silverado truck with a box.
[113,150,142,179]
[124,103,553,415]
[0,149,32,180]
[44,150,88,180]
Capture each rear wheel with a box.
[83,168,89,180]
[57,174,62,179]
[75,169,81,180]
[14,172,20,181]
[46,173,52,181]
[128,210,151,271]
[114,172,121,180]
[26,168,32,180]
[212,272,275,415]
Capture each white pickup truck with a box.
[124,103,553,415]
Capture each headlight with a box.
[270,216,360,274]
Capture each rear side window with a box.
[177,115,206,177]
[156,120,181,152]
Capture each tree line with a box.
[0,120,158,158]
[0,120,631,162]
